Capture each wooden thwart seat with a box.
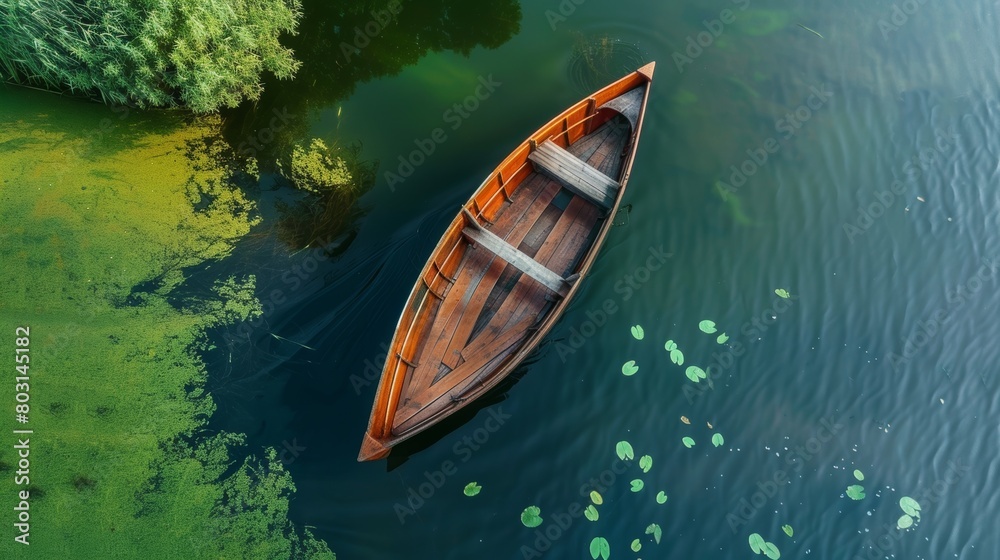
[462,209,570,298]
[528,139,620,209]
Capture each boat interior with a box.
[388,86,646,435]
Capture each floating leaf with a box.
[590,490,604,505]
[521,506,542,528]
[670,348,684,365]
[584,504,599,521]
[897,514,914,529]
[775,289,790,299]
[699,320,718,334]
[621,360,639,376]
[589,537,610,560]
[899,496,921,517]
[846,485,866,500]
[712,433,724,447]
[680,416,691,424]
[639,455,653,473]
[656,491,668,504]
[682,437,695,448]
[685,366,706,382]
[615,441,635,461]
[762,542,781,559]
[631,539,642,552]
[781,524,793,537]
[463,482,481,496]
[630,479,644,492]
[631,325,644,340]
[717,332,729,344]
[664,340,677,352]
[853,469,864,481]
[645,523,662,544]
[749,533,766,554]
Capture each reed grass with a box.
[0,0,302,112]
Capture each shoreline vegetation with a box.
[0,0,302,112]
[0,93,333,558]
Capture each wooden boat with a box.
[359,62,655,461]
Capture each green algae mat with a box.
[0,91,333,559]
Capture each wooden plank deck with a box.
[391,115,632,434]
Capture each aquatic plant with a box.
[782,524,793,537]
[846,485,866,500]
[584,505,599,521]
[656,491,668,504]
[463,482,482,496]
[639,455,652,473]
[699,320,718,333]
[0,0,302,111]
[521,506,543,528]
[621,360,639,376]
[853,469,864,481]
[712,433,725,447]
[630,479,644,492]
[0,110,330,558]
[589,536,610,560]
[645,523,662,544]
[682,437,696,448]
[287,138,355,193]
[615,440,635,460]
[631,325,644,339]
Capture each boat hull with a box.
[359,62,655,461]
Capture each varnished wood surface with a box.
[359,62,655,461]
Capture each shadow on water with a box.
[384,354,541,471]
[216,0,522,255]
[220,0,523,161]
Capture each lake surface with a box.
[6,0,1000,558]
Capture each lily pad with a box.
[712,433,724,447]
[897,514,914,529]
[639,455,652,473]
[645,523,662,544]
[853,469,864,481]
[685,366,706,382]
[682,437,695,448]
[615,440,634,460]
[463,482,481,496]
[762,542,781,559]
[749,533,766,554]
[584,504,599,521]
[781,524,793,537]
[521,506,542,528]
[899,496,921,517]
[664,339,677,352]
[656,491,668,504]
[631,538,642,552]
[717,332,729,344]
[670,348,684,365]
[775,288,790,299]
[630,479,644,492]
[631,325,644,340]
[699,320,718,334]
[621,360,639,376]
[846,485,865,500]
[589,537,610,560]
[590,490,603,505]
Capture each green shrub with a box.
[0,0,302,112]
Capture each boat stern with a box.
[358,432,391,462]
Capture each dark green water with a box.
[8,0,1000,558]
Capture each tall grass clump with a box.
[0,0,302,112]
